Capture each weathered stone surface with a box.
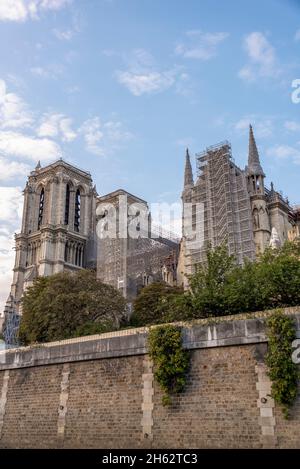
[4,313,300,371]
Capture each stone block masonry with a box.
[0,307,300,448]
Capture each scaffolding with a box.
[97,234,179,300]
[184,141,255,274]
[96,190,180,300]
[2,295,20,348]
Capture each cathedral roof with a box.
[97,188,147,205]
[31,158,92,179]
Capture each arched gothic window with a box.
[74,189,81,232]
[38,188,45,229]
[64,184,70,225]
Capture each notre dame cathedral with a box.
[2,125,300,327]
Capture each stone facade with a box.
[0,307,300,448]
[5,159,98,314]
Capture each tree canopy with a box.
[130,282,184,326]
[188,239,300,317]
[131,239,300,326]
[17,239,300,341]
[19,269,126,345]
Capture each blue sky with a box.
[0,0,300,310]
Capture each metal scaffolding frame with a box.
[184,141,255,273]
[2,295,20,348]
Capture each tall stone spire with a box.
[184,148,194,189]
[247,124,265,176]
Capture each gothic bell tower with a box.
[5,159,97,313]
[246,125,270,254]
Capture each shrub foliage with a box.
[19,269,126,344]
[266,310,299,418]
[148,325,190,405]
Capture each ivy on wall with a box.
[266,310,299,419]
[148,325,190,406]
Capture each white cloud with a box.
[0,79,69,166]
[284,120,300,132]
[0,78,134,167]
[267,144,300,164]
[102,49,117,57]
[116,48,182,96]
[30,64,64,79]
[80,117,133,156]
[0,79,33,129]
[0,131,62,162]
[175,30,229,60]
[0,0,72,22]
[80,117,103,155]
[0,186,23,224]
[53,28,73,41]
[0,186,23,313]
[0,157,31,182]
[174,72,194,97]
[38,112,76,142]
[234,116,273,138]
[295,29,300,41]
[52,10,82,41]
[117,70,176,96]
[239,32,279,82]
[66,85,80,94]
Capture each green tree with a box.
[19,269,126,345]
[258,242,300,307]
[187,240,300,318]
[188,244,236,317]
[223,259,268,314]
[130,282,183,326]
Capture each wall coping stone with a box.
[0,307,299,370]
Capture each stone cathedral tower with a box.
[5,159,98,313]
[245,125,271,254]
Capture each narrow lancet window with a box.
[74,189,81,232]
[38,188,44,229]
[64,184,70,225]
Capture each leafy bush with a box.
[148,325,190,405]
[19,269,126,344]
[266,310,299,419]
